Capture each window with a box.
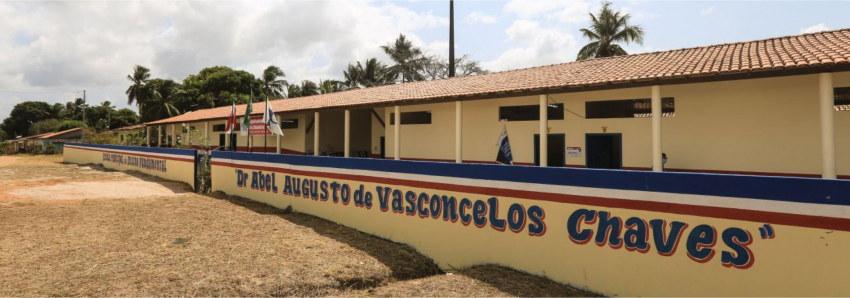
[279,119,299,129]
[212,124,226,132]
[836,87,850,111]
[499,104,565,121]
[586,98,675,119]
[390,111,431,125]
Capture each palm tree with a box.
[344,58,397,88]
[143,86,180,121]
[287,80,320,98]
[261,65,288,99]
[381,34,425,83]
[577,1,644,61]
[319,79,348,94]
[126,65,151,107]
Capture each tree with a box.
[319,79,348,94]
[1,101,53,137]
[178,66,261,109]
[110,109,140,129]
[420,54,489,80]
[143,86,180,121]
[143,79,182,121]
[381,34,426,83]
[126,65,151,112]
[56,120,87,132]
[0,130,7,142]
[29,119,61,135]
[261,65,288,99]
[343,58,397,88]
[577,1,644,61]
[63,98,86,121]
[287,80,320,98]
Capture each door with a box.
[534,134,566,167]
[586,134,622,169]
[218,134,226,149]
[380,137,385,159]
[229,134,237,151]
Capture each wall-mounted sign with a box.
[249,116,272,135]
[567,147,582,157]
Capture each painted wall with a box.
[383,72,849,177]
[63,143,196,188]
[211,151,850,296]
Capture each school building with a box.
[146,29,850,179]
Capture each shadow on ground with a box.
[207,191,596,297]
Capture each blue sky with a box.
[1,0,848,120]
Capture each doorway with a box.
[380,137,385,159]
[586,134,622,169]
[534,134,565,167]
[218,134,225,149]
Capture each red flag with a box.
[225,101,237,134]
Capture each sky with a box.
[1,0,849,120]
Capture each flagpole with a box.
[264,95,268,153]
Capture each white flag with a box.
[263,97,284,137]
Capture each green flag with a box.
[240,95,253,136]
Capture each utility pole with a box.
[82,90,86,124]
[448,0,456,78]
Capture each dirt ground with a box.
[0,155,594,297]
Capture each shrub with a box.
[56,120,88,132]
[44,143,58,155]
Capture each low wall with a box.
[211,151,850,296]
[64,143,196,189]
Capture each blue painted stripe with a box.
[68,143,196,157]
[213,151,850,207]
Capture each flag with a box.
[495,125,513,165]
[225,100,237,134]
[263,96,284,137]
[240,94,253,136]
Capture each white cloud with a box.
[503,0,590,24]
[700,7,715,15]
[485,20,577,71]
[801,23,829,34]
[463,11,497,25]
[0,1,448,118]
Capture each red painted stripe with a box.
[65,146,194,163]
[212,160,850,232]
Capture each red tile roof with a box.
[110,124,146,132]
[148,29,850,125]
[38,127,84,139]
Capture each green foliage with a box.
[381,34,426,83]
[0,130,7,142]
[56,120,88,132]
[2,101,53,138]
[82,128,118,145]
[44,143,58,155]
[319,79,348,94]
[29,119,61,135]
[344,58,397,88]
[577,1,644,60]
[262,65,288,99]
[111,108,140,129]
[287,80,320,98]
[0,142,8,155]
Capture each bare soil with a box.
[0,155,594,297]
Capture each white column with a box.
[184,124,189,147]
[539,94,548,167]
[820,73,836,179]
[225,132,230,151]
[171,124,175,147]
[146,126,151,147]
[344,109,351,157]
[276,115,281,154]
[394,105,400,160]
[314,111,320,156]
[652,85,663,172]
[455,101,462,163]
[204,121,209,148]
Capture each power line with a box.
[547,94,586,119]
[0,89,83,95]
